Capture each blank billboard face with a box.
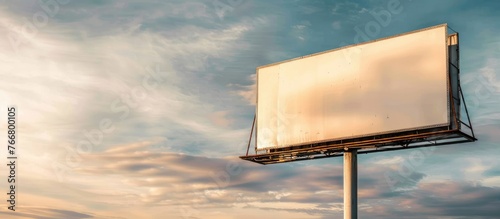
[256,25,449,150]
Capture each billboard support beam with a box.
[344,149,357,219]
[246,114,256,156]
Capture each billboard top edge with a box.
[257,23,448,70]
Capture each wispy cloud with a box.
[0,207,95,219]
[1,0,500,218]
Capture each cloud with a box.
[1,1,500,219]
[332,21,342,30]
[412,182,500,218]
[462,58,500,127]
[59,140,430,218]
[231,73,256,105]
[48,135,497,218]
[0,2,260,217]
[0,2,259,159]
[209,111,234,127]
[0,207,95,219]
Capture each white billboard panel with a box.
[256,24,449,150]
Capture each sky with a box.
[0,0,499,218]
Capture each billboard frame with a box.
[241,24,476,165]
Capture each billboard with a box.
[256,24,450,151]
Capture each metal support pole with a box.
[344,149,358,219]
